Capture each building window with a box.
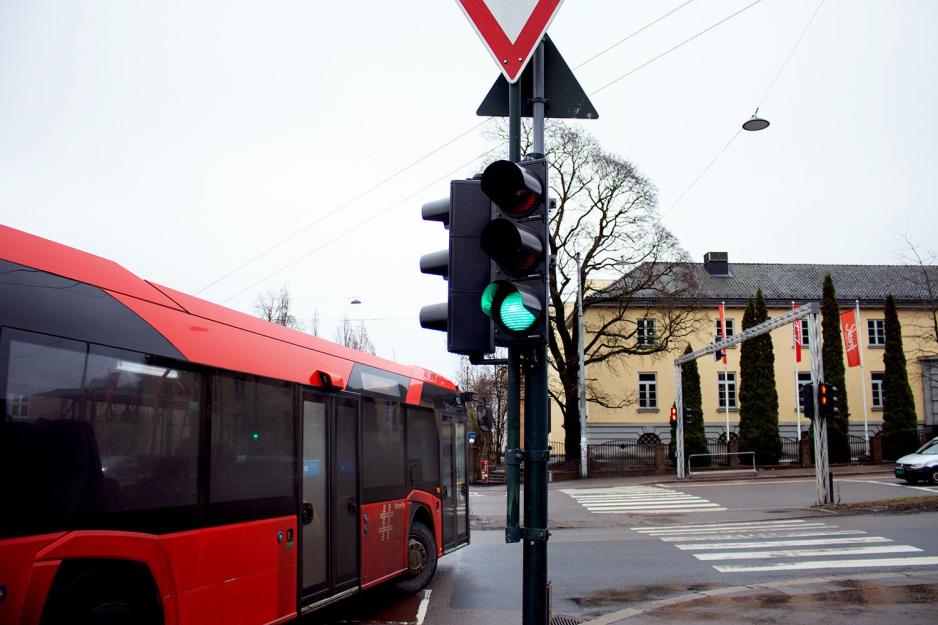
[868,319,885,346]
[638,373,657,409]
[636,318,656,346]
[717,372,737,409]
[9,393,30,417]
[797,372,812,412]
[714,318,735,342]
[871,372,884,409]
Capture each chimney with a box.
[704,252,729,276]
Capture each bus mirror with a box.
[309,370,345,391]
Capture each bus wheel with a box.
[395,522,437,594]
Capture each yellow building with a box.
[562,252,938,449]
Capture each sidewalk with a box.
[579,569,938,625]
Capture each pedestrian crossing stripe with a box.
[635,518,934,574]
[560,485,725,513]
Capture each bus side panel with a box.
[107,293,355,388]
[160,517,296,625]
[0,533,65,625]
[359,500,407,589]
[407,491,443,557]
[33,530,180,624]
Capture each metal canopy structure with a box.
[673,302,833,504]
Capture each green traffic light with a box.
[251,431,261,441]
[481,283,497,317]
[500,291,537,331]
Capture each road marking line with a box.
[694,544,921,561]
[415,589,431,625]
[632,519,810,531]
[675,536,892,550]
[642,523,834,536]
[659,530,867,541]
[714,556,938,573]
[593,508,728,514]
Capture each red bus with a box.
[0,225,470,625]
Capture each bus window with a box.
[210,373,294,507]
[361,396,405,503]
[1,329,200,536]
[406,406,440,491]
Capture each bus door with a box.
[440,407,469,551]
[300,392,360,604]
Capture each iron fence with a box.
[587,439,656,473]
[849,435,872,463]
[779,437,800,464]
[548,440,566,467]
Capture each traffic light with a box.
[669,403,677,426]
[419,179,494,356]
[683,406,693,427]
[714,348,726,361]
[800,383,815,420]
[818,382,839,420]
[478,157,549,346]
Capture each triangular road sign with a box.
[476,35,598,120]
[456,0,565,83]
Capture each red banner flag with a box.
[840,308,861,367]
[793,303,802,363]
[718,303,727,364]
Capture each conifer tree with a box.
[821,274,851,462]
[738,291,782,464]
[881,294,920,459]
[679,344,709,468]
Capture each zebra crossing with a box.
[560,484,725,514]
[632,518,938,573]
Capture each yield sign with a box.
[456,0,564,83]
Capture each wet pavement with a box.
[580,569,938,625]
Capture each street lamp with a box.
[742,108,770,131]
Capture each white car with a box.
[894,437,938,484]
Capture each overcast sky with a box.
[2,0,936,380]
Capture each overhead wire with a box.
[662,0,826,218]
[214,0,776,302]
[197,0,701,297]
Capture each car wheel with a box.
[394,522,437,594]
[930,468,938,485]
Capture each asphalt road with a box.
[308,470,938,625]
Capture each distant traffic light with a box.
[818,382,839,420]
[669,403,677,426]
[714,348,726,362]
[419,178,494,356]
[800,383,815,420]
[479,157,549,346]
[683,406,693,427]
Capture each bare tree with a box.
[254,284,304,330]
[335,315,376,354]
[309,308,321,337]
[456,354,509,465]
[898,236,938,357]
[487,122,700,459]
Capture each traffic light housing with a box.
[419,179,494,356]
[801,383,815,420]
[714,348,726,361]
[818,382,839,420]
[479,157,549,346]
[669,403,677,426]
[683,406,693,427]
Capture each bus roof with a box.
[0,224,456,395]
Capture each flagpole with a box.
[793,301,802,441]
[722,301,729,440]
[856,299,870,456]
